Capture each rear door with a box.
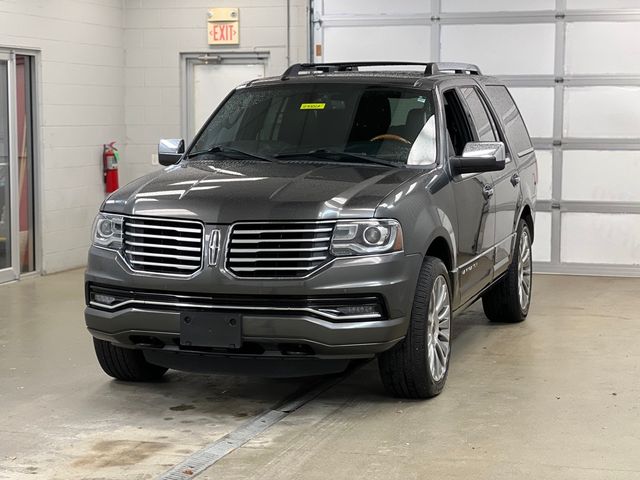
[481,84,532,276]
[443,87,495,304]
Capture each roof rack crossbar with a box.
[281,62,482,79]
[424,62,481,76]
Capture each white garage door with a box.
[311,0,640,276]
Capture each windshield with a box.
[190,83,437,166]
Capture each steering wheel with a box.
[369,134,412,145]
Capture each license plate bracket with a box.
[180,311,242,349]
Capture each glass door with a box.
[0,52,17,283]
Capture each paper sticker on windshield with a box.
[300,103,326,110]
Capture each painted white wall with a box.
[122,0,309,186]
[0,0,125,273]
[0,0,309,274]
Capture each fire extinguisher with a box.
[103,141,119,194]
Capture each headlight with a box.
[92,213,123,249]
[331,219,403,256]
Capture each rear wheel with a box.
[482,219,532,323]
[378,257,452,399]
[93,338,168,381]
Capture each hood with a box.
[103,160,422,223]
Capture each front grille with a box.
[122,217,204,276]
[226,221,336,278]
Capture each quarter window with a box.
[485,85,533,156]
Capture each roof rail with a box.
[281,62,482,79]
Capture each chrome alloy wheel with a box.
[427,275,451,382]
[518,230,532,310]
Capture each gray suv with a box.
[85,62,537,398]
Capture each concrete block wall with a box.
[0,0,309,274]
[0,0,125,273]
[122,0,309,185]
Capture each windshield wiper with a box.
[186,145,276,162]
[274,148,401,168]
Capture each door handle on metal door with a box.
[511,173,520,186]
[482,184,494,199]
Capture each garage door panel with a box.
[562,150,640,202]
[322,0,429,15]
[564,86,640,138]
[508,87,554,139]
[532,212,552,263]
[442,0,555,12]
[566,0,640,9]
[535,150,552,201]
[441,24,555,75]
[322,25,430,62]
[566,22,640,75]
[561,213,640,265]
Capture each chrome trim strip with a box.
[88,300,382,321]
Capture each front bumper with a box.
[85,245,423,368]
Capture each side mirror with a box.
[450,141,506,175]
[158,138,185,166]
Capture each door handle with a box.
[482,184,494,199]
[511,173,521,186]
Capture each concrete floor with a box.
[1,270,639,479]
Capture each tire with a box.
[93,338,168,381]
[482,219,532,323]
[378,257,452,399]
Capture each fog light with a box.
[93,293,117,305]
[317,303,382,319]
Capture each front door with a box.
[0,53,16,282]
[444,88,496,304]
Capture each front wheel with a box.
[93,338,168,381]
[378,257,452,399]
[482,219,532,323]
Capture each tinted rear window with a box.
[485,85,532,156]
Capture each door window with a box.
[442,89,474,156]
[460,87,497,142]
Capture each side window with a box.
[484,85,533,156]
[460,87,497,142]
[443,89,474,156]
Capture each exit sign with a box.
[208,8,239,45]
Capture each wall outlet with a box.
[151,153,159,165]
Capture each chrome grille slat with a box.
[122,217,203,276]
[124,250,201,261]
[124,240,200,252]
[234,227,333,234]
[129,259,198,270]
[125,232,201,243]
[226,221,336,278]
[229,256,327,262]
[230,246,328,253]
[126,223,201,233]
[232,237,331,243]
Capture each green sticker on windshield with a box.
[300,103,326,110]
